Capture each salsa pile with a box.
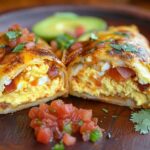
[28,100,103,148]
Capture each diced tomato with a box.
[38,110,57,121]
[28,100,102,145]
[80,121,97,134]
[39,103,49,112]
[28,107,39,119]
[4,80,17,93]
[116,67,135,79]
[75,26,85,37]
[79,109,92,122]
[42,118,57,127]
[63,133,76,146]
[50,100,64,112]
[30,118,42,128]
[36,127,52,144]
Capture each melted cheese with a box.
[71,67,150,106]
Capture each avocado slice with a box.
[32,12,107,40]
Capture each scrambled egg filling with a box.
[0,63,65,107]
[71,67,150,106]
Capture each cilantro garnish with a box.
[110,43,138,53]
[12,43,25,52]
[97,39,113,45]
[55,34,76,50]
[114,31,130,38]
[5,31,22,40]
[90,33,98,40]
[52,142,65,150]
[0,44,6,48]
[63,122,72,134]
[130,109,150,134]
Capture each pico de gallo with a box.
[28,99,103,148]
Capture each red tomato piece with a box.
[36,127,52,144]
[30,118,42,128]
[80,121,97,134]
[28,107,39,119]
[75,26,85,37]
[50,100,64,112]
[39,103,49,112]
[63,133,76,146]
[79,109,92,122]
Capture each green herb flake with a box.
[110,43,138,53]
[63,122,72,134]
[97,39,113,44]
[90,129,102,142]
[12,43,25,52]
[52,143,65,150]
[90,33,98,40]
[130,109,150,134]
[0,44,6,48]
[102,108,108,113]
[34,36,39,44]
[114,31,130,38]
[55,34,76,50]
[5,31,22,40]
[78,120,83,126]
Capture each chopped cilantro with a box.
[55,34,76,50]
[110,43,138,53]
[114,31,130,38]
[12,43,25,52]
[5,31,22,40]
[63,122,72,134]
[52,143,65,150]
[90,33,98,40]
[130,109,150,134]
[102,108,108,113]
[97,39,113,44]
[78,120,83,126]
[90,129,102,142]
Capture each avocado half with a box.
[32,12,107,40]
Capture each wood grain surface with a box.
[0,5,150,150]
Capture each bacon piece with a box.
[4,80,17,93]
[47,65,59,79]
[138,83,150,91]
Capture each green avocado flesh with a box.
[32,12,107,40]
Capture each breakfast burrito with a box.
[66,26,150,108]
[0,25,68,114]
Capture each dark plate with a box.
[0,5,150,150]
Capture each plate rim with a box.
[0,4,150,20]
